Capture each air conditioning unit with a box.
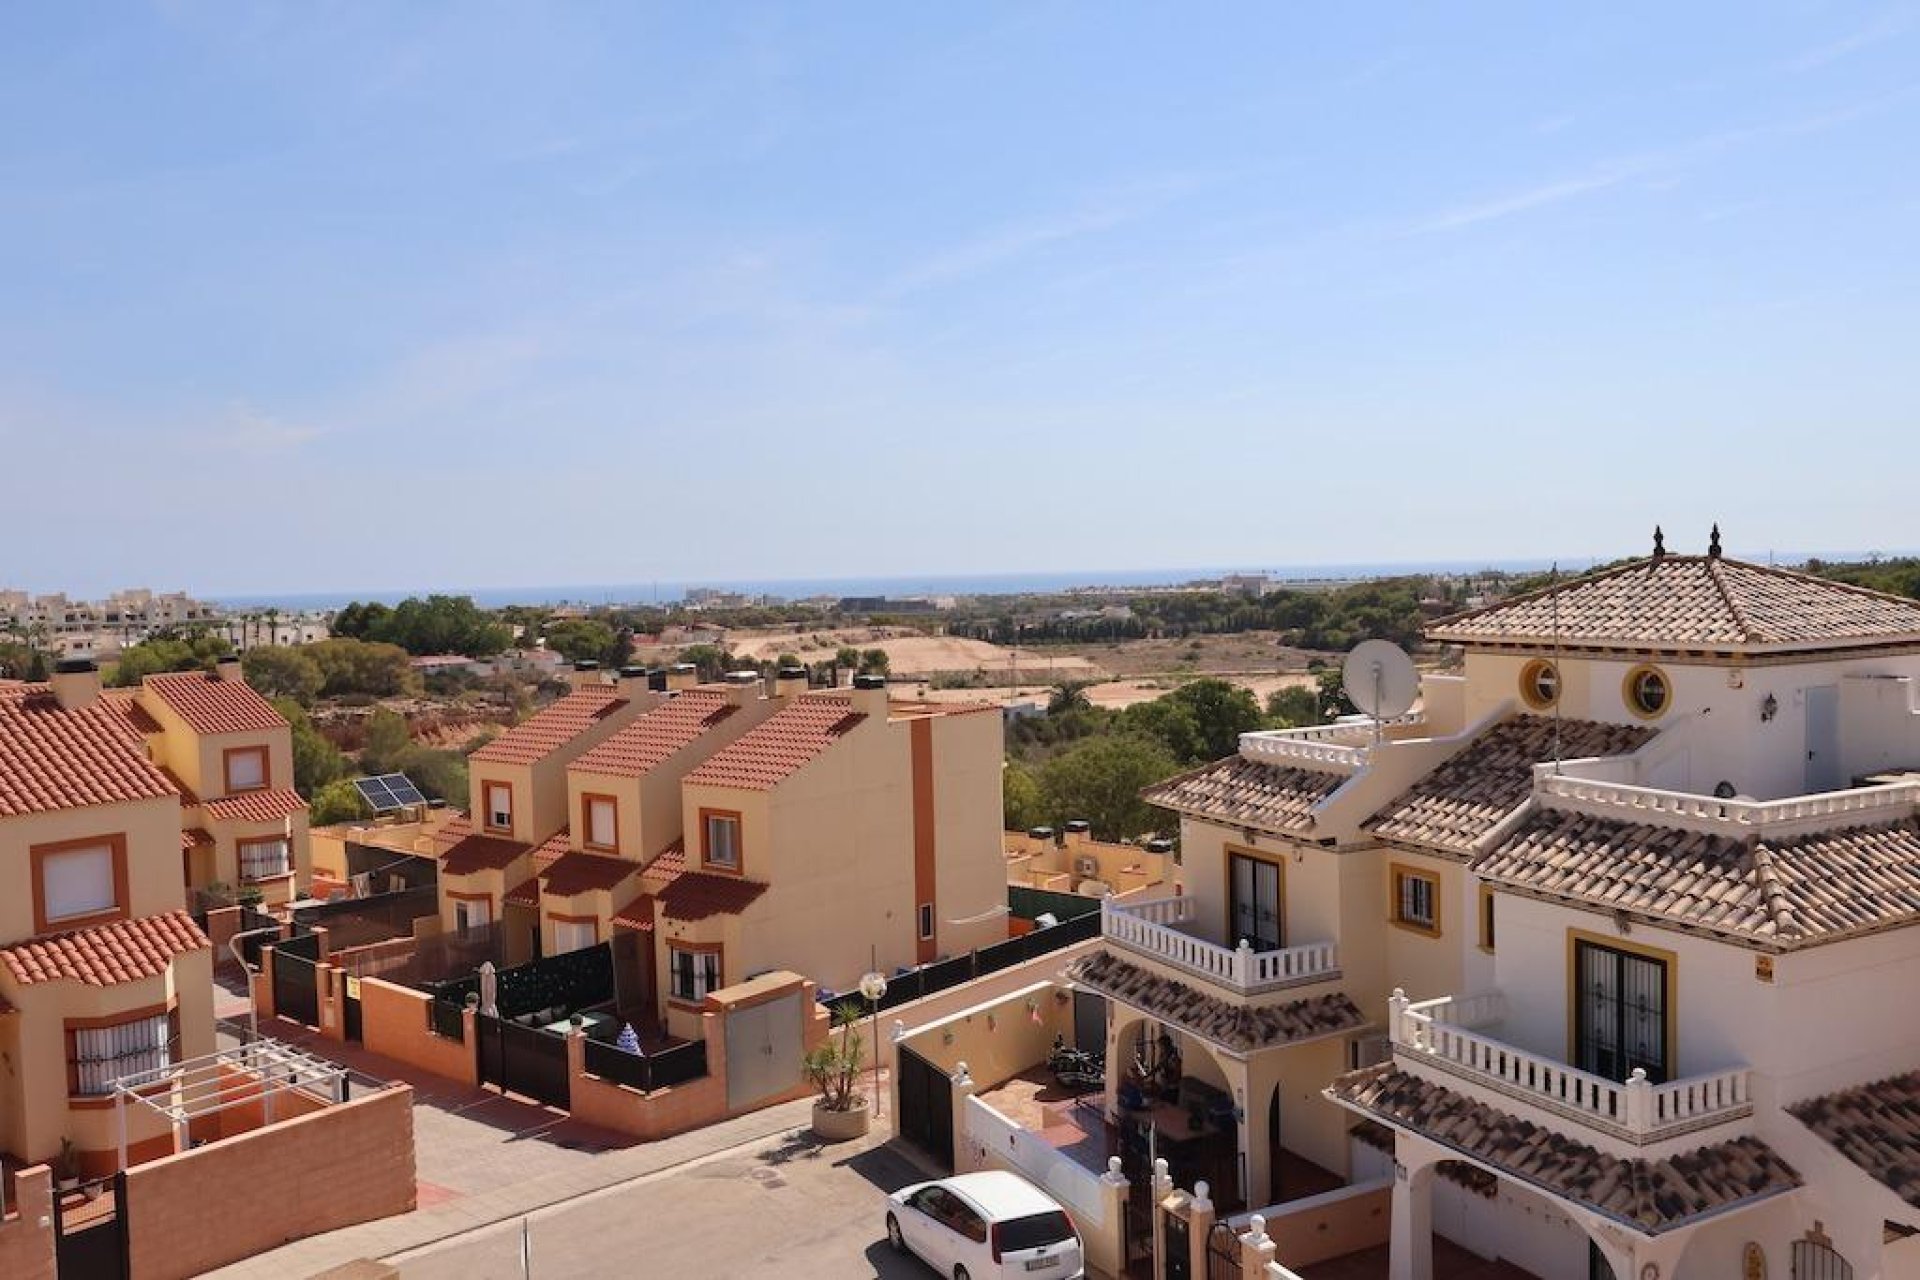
[1074,855,1099,877]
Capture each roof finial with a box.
[1709,523,1722,558]
[1652,525,1666,559]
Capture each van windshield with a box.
[996,1211,1075,1252]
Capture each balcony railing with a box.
[1536,773,1920,840]
[1102,897,1339,995]
[1389,990,1752,1144]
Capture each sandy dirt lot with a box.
[720,628,1101,678]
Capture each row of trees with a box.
[287,702,478,825]
[241,639,417,703]
[331,595,511,657]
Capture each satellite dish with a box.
[1343,640,1419,724]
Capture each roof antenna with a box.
[1550,561,1563,774]
[1708,523,1723,559]
[1652,525,1666,559]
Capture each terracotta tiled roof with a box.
[144,670,288,734]
[1142,755,1346,835]
[1789,1072,1920,1208]
[683,695,864,791]
[1329,1066,1799,1234]
[1368,716,1655,858]
[1065,949,1364,1055]
[470,688,629,765]
[570,691,739,778]
[1475,811,1920,949]
[432,813,475,849]
[181,827,214,852]
[99,690,164,736]
[440,828,531,876]
[504,877,540,906]
[541,851,641,898]
[532,828,570,867]
[611,896,657,931]
[203,787,307,824]
[657,871,769,921]
[0,912,211,987]
[159,767,201,807]
[1429,555,1920,654]
[0,685,178,818]
[643,838,687,882]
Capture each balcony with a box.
[1389,990,1753,1147]
[1535,772,1920,840]
[1236,715,1425,773]
[1101,897,1340,995]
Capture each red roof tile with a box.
[202,787,306,824]
[144,671,288,735]
[0,912,210,987]
[541,851,641,898]
[682,695,863,791]
[181,827,214,852]
[532,828,570,867]
[657,872,769,921]
[611,896,656,931]
[440,828,531,876]
[643,838,687,882]
[504,877,540,906]
[159,767,201,807]
[0,686,179,818]
[570,691,739,778]
[470,688,630,765]
[99,690,164,736]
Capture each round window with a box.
[1623,664,1671,719]
[1519,659,1560,710]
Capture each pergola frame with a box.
[107,1038,348,1169]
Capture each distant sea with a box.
[211,559,1579,611]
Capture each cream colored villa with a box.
[432,666,1008,1040]
[983,531,1920,1280]
[0,658,312,1174]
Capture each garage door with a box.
[726,993,803,1111]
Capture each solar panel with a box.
[352,773,426,814]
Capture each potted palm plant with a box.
[805,1001,871,1141]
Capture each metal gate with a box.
[1793,1238,1854,1280]
[1206,1222,1242,1279]
[54,1173,128,1280]
[1163,1207,1191,1280]
[475,1014,571,1109]
[271,933,321,1027]
[725,992,803,1111]
[343,976,364,1042]
[895,1046,953,1169]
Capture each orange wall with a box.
[1261,1184,1391,1268]
[124,1086,416,1280]
[359,978,476,1085]
[0,1165,55,1280]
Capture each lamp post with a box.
[858,971,888,1116]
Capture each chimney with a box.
[646,667,669,693]
[51,658,101,711]
[1065,819,1091,847]
[616,665,652,701]
[214,655,244,684]
[850,672,891,717]
[775,664,810,700]
[568,660,604,690]
[722,669,762,705]
[666,663,699,692]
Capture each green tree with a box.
[330,601,392,641]
[1047,681,1093,716]
[272,698,349,798]
[244,647,323,705]
[309,779,373,826]
[545,619,631,669]
[360,708,412,774]
[1118,698,1205,764]
[1317,667,1358,720]
[1003,760,1045,832]
[835,646,861,672]
[399,746,469,805]
[859,648,890,675]
[1037,734,1179,841]
[678,644,733,682]
[109,631,233,686]
[1265,686,1324,729]
[306,638,415,698]
[0,640,49,681]
[1160,678,1263,761]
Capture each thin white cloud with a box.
[1417,167,1637,233]
[203,407,326,453]
[1786,8,1916,71]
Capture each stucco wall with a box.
[0,796,186,938]
[358,978,477,1085]
[0,1165,55,1280]
[123,1085,416,1280]
[928,710,1012,959]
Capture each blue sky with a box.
[2,4,1916,596]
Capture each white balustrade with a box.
[1387,989,1751,1143]
[1537,774,1920,839]
[1102,898,1339,994]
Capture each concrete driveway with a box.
[392,1123,949,1280]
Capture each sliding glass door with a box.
[1229,852,1283,952]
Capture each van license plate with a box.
[1025,1259,1059,1271]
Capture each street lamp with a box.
[858,970,888,1116]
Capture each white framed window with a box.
[1393,867,1439,934]
[550,917,596,954]
[239,838,291,883]
[225,746,268,792]
[585,796,617,851]
[484,782,513,833]
[669,947,721,1003]
[918,903,934,941]
[454,897,493,934]
[42,843,118,924]
[703,813,740,869]
[70,1011,175,1096]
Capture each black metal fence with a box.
[1009,884,1105,923]
[434,941,616,1021]
[475,1013,572,1109]
[824,912,1101,1014]
[428,995,465,1041]
[582,1037,709,1092]
[233,906,284,968]
[381,920,516,990]
[271,930,323,1026]
[293,885,439,952]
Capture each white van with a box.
[885,1170,1084,1280]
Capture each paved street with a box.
[391,1122,940,1280]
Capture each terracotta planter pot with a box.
[811,1100,872,1142]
